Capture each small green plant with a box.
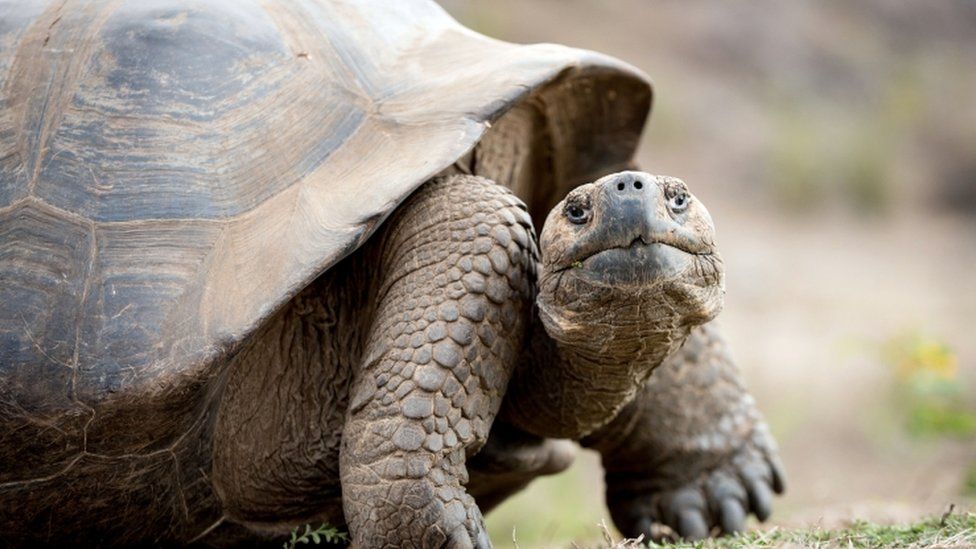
[883,332,976,438]
[282,523,348,549]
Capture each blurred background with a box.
[439,0,976,545]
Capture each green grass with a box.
[281,523,348,549]
[281,511,976,548]
[649,512,976,548]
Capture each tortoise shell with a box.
[0,0,650,502]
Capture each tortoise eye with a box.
[565,204,590,224]
[668,192,690,213]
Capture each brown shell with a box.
[0,0,650,480]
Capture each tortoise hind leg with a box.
[582,321,785,541]
[466,420,577,512]
[340,175,537,547]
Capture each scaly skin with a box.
[466,420,576,513]
[501,173,724,441]
[583,321,786,541]
[339,176,537,548]
[468,323,785,543]
[213,171,780,546]
[467,174,783,542]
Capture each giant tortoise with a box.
[0,0,784,546]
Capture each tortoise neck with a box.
[501,276,694,440]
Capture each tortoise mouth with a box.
[583,236,711,261]
[562,239,715,286]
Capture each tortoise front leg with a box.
[340,175,537,548]
[582,321,785,541]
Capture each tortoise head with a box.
[501,171,725,439]
[538,171,724,330]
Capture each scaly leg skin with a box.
[340,175,537,548]
[582,321,786,541]
[466,420,576,513]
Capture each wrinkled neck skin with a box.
[502,255,724,440]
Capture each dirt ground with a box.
[439,0,976,544]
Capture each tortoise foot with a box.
[342,472,491,548]
[606,428,785,542]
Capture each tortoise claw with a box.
[746,478,774,522]
[676,508,709,540]
[770,454,788,494]
[718,497,746,535]
[634,517,655,542]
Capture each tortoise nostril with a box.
[633,181,643,190]
[616,182,625,191]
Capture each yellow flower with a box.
[893,336,958,381]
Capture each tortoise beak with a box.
[590,172,713,256]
